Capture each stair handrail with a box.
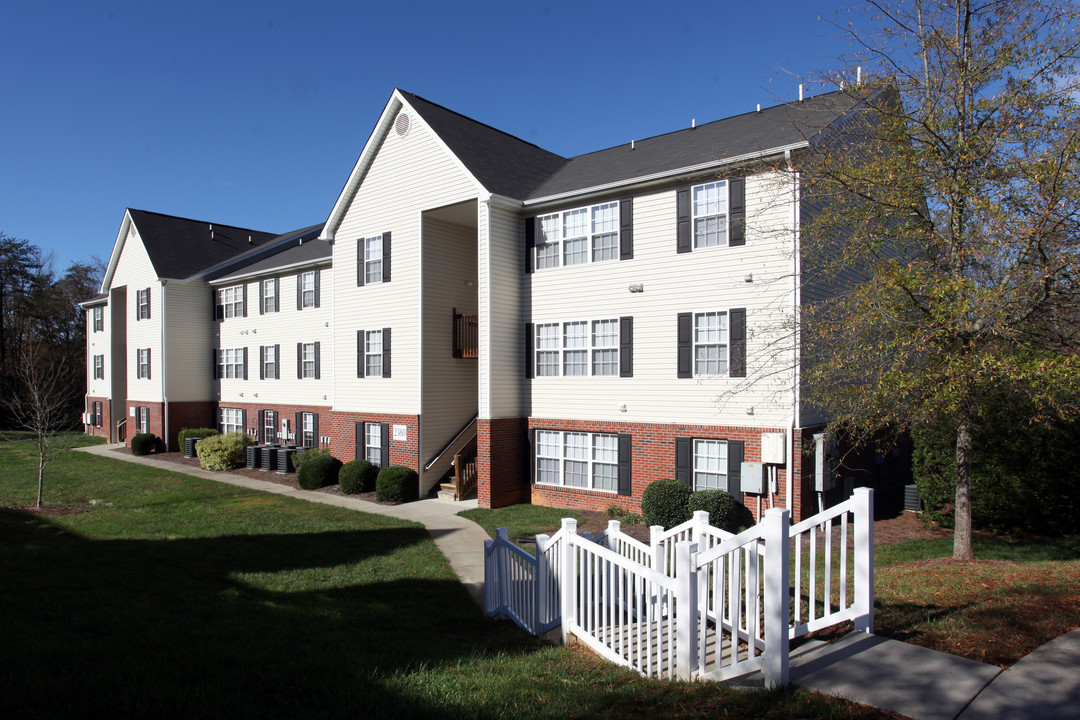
[423,414,479,471]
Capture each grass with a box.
[0,439,895,720]
[460,504,585,542]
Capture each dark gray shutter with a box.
[296,343,302,379]
[382,329,391,378]
[145,288,151,319]
[296,274,302,310]
[382,232,391,283]
[313,269,321,307]
[730,308,746,377]
[727,440,744,502]
[620,198,633,260]
[214,289,222,320]
[273,278,280,311]
[527,428,536,484]
[274,344,280,379]
[242,347,248,380]
[618,433,632,496]
[240,409,247,433]
[729,177,746,246]
[525,323,534,378]
[314,342,321,379]
[212,349,218,380]
[259,281,265,315]
[380,423,390,467]
[677,312,693,378]
[259,346,265,380]
[295,412,302,446]
[357,239,365,287]
[525,217,535,273]
[147,348,151,380]
[676,187,692,253]
[619,316,633,378]
[357,330,365,378]
[675,437,692,488]
[312,414,320,448]
[257,410,265,443]
[242,284,248,317]
[355,422,364,460]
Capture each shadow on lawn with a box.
[0,508,533,720]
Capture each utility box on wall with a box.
[741,461,766,495]
[760,432,786,464]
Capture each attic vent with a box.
[127,225,136,239]
[395,112,411,138]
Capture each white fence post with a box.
[650,525,665,574]
[675,540,698,680]
[762,507,790,688]
[853,487,875,634]
[692,510,709,545]
[483,538,496,616]
[495,527,510,619]
[536,532,550,634]
[560,518,578,645]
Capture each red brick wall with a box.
[215,401,333,447]
[526,418,807,522]
[167,401,216,451]
[478,417,529,509]
[125,401,165,450]
[84,396,112,442]
[327,411,420,470]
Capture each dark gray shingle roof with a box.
[212,227,329,283]
[128,209,280,279]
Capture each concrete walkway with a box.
[76,444,488,604]
[77,444,1080,719]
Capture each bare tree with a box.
[4,341,80,507]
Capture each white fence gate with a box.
[485,487,874,687]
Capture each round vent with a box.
[395,112,411,138]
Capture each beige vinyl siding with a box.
[215,269,332,408]
[86,305,110,398]
[526,172,797,427]
[332,108,477,415]
[420,214,478,490]
[480,201,524,419]
[164,282,214,401]
[110,227,163,403]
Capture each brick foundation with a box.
[328,411,420,470]
[83,396,112,442]
[478,417,530,509]
[167,401,217,451]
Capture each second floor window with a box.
[693,311,728,376]
[136,348,151,379]
[136,288,150,320]
[260,344,279,380]
[358,232,390,286]
[92,306,104,332]
[530,318,631,378]
[300,271,317,308]
[261,278,278,314]
[217,348,247,379]
[693,180,728,248]
[217,285,245,319]
[535,201,620,270]
[93,354,104,380]
[298,342,320,379]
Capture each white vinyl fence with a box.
[484,487,874,688]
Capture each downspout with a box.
[160,280,169,452]
[786,149,800,513]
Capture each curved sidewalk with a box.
[76,444,488,605]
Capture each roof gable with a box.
[128,209,280,279]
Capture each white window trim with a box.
[217,285,244,319]
[693,438,728,492]
[301,342,317,379]
[263,410,277,444]
[218,347,245,380]
[364,330,383,378]
[136,348,150,379]
[534,318,620,378]
[300,271,316,308]
[363,236,384,285]
[92,306,104,332]
[691,179,729,250]
[220,408,244,435]
[366,423,384,467]
[262,345,277,379]
[301,412,316,448]
[693,310,729,378]
[93,354,104,380]
[136,406,150,434]
[535,429,619,493]
[262,279,277,313]
[534,201,620,270]
[136,289,150,319]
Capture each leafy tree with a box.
[796,1,1080,559]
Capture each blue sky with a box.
[2,0,856,274]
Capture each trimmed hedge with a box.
[130,433,157,456]
[298,453,343,490]
[688,489,740,532]
[294,447,330,474]
[339,459,378,494]
[177,427,220,446]
[376,465,419,503]
[640,478,692,529]
[196,432,255,471]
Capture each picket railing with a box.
[484,488,874,688]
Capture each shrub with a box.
[294,446,330,473]
[177,427,220,446]
[130,433,157,456]
[687,489,740,532]
[196,432,255,471]
[640,478,692,529]
[297,453,343,490]
[339,459,377,494]
[604,504,644,526]
[376,465,419,503]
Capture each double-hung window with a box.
[219,408,244,435]
[299,342,318,379]
[301,412,316,448]
[136,288,150,320]
[136,406,150,434]
[535,430,620,492]
[693,180,728,248]
[300,271,316,309]
[217,348,246,379]
[92,401,103,427]
[260,344,278,380]
[534,201,621,270]
[262,410,278,444]
[261,278,278,313]
[366,423,384,468]
[694,311,728,376]
[677,178,744,253]
[217,285,244,319]
[136,348,151,379]
[364,236,382,284]
[693,439,727,491]
[677,309,745,379]
[93,354,104,380]
[357,329,391,378]
[530,318,631,378]
[92,306,104,332]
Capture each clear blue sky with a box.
[2,0,856,274]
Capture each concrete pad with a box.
[958,628,1080,720]
[791,631,1001,720]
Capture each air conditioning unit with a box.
[82,412,93,424]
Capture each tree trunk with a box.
[953,414,975,560]
[37,459,44,508]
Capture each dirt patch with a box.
[12,505,91,516]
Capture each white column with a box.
[853,487,875,633]
[763,507,791,688]
[559,518,578,645]
[674,540,699,680]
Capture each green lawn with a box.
[0,439,894,719]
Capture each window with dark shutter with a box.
[619,316,633,378]
[677,313,693,378]
[525,218,535,273]
[620,198,633,260]
[314,342,321,379]
[525,323,534,378]
[729,177,746,246]
[617,433,632,496]
[242,347,248,380]
[382,232,392,283]
[356,330,365,378]
[354,422,364,460]
[380,423,390,467]
[676,187,692,253]
[314,270,321,308]
[727,440,744,502]
[382,328,391,378]
[730,308,746,377]
[674,437,692,487]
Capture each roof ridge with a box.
[127,207,279,237]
